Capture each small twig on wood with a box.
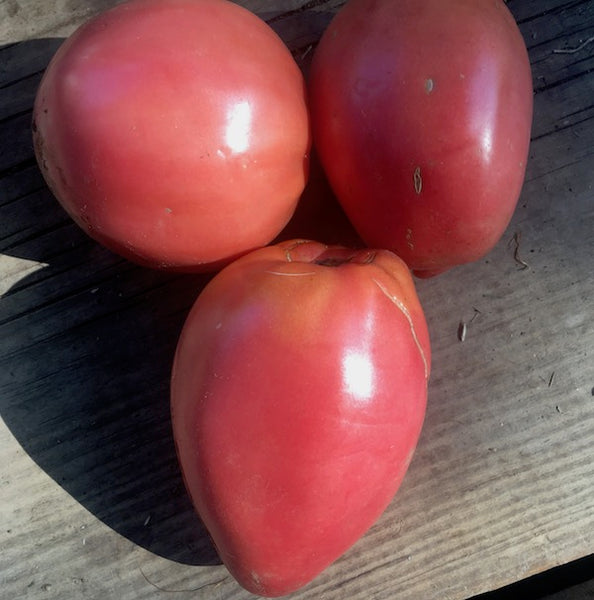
[548,371,555,387]
[139,567,225,594]
[552,35,594,54]
[509,231,529,270]
[301,44,314,60]
[457,308,481,342]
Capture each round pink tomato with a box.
[33,0,310,270]
[171,239,430,596]
[309,0,533,277]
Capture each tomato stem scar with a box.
[315,249,376,267]
[284,239,324,262]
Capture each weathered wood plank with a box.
[1,1,593,600]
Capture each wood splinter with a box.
[509,231,529,270]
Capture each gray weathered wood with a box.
[1,1,593,599]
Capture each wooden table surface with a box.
[1,1,593,599]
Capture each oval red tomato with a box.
[32,0,310,271]
[309,0,533,277]
[171,239,430,596]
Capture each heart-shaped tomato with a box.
[309,0,533,277]
[171,239,430,596]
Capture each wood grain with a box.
[1,1,593,599]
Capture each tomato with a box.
[171,239,430,596]
[309,0,533,277]
[32,0,310,271]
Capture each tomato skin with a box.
[309,0,533,276]
[171,239,430,596]
[32,0,310,271]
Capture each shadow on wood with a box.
[0,38,220,567]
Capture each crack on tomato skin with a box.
[413,166,422,195]
[371,277,429,381]
[264,270,317,277]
